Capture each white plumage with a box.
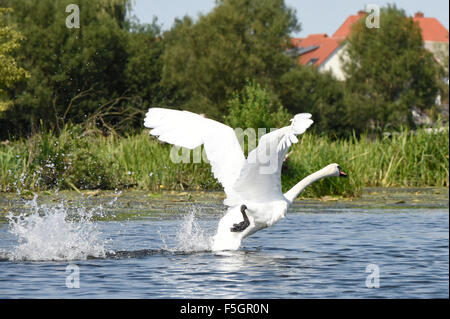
[144,107,346,251]
[144,108,245,197]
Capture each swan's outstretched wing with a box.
[225,113,313,206]
[144,108,246,197]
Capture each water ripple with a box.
[0,198,448,298]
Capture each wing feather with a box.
[144,108,246,196]
[225,113,313,206]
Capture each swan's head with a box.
[322,163,347,178]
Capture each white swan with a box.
[144,108,347,251]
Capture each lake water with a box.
[0,188,448,298]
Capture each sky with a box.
[130,0,449,37]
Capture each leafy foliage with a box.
[276,66,348,136]
[1,124,447,196]
[161,0,300,118]
[342,5,442,133]
[226,80,291,130]
[0,8,30,113]
[0,1,445,143]
[0,0,163,138]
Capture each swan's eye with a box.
[337,165,341,171]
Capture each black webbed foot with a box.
[230,221,249,232]
[230,205,250,232]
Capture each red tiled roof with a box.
[413,13,449,42]
[332,11,449,42]
[291,34,341,66]
[293,11,449,68]
[332,11,366,39]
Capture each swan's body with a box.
[144,108,347,251]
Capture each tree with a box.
[161,0,300,119]
[225,80,291,156]
[433,42,449,120]
[122,17,165,130]
[276,65,348,136]
[342,5,441,133]
[226,80,291,130]
[0,0,137,138]
[0,8,30,115]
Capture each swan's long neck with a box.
[283,168,333,204]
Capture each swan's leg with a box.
[230,205,250,232]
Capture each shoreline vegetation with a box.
[0,125,448,198]
[1,2,448,201]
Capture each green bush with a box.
[225,80,291,130]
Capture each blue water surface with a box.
[0,193,448,299]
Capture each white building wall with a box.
[318,44,349,81]
[424,41,449,66]
[318,41,448,81]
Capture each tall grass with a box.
[283,128,449,197]
[0,125,448,197]
[0,125,220,193]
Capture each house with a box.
[291,33,343,77]
[413,12,450,64]
[292,11,449,80]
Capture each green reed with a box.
[0,125,448,197]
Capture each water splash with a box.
[5,195,109,261]
[158,208,213,253]
[175,211,213,252]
